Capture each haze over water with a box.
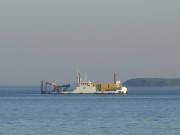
[1,1,180,86]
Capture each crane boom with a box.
[42,80,70,94]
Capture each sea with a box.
[0,87,180,135]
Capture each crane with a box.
[41,80,70,94]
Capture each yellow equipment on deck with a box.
[94,82,120,93]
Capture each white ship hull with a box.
[61,84,127,94]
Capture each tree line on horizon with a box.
[122,78,180,87]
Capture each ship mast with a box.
[77,66,80,86]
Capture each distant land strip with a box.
[122,78,180,87]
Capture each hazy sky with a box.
[0,0,180,85]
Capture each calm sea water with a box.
[0,87,180,135]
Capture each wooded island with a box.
[122,78,180,87]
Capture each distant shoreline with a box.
[122,78,180,87]
[1,78,180,88]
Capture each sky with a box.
[0,0,180,85]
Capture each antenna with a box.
[114,72,116,84]
[76,65,80,85]
[78,71,80,83]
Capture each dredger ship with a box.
[41,72,127,94]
